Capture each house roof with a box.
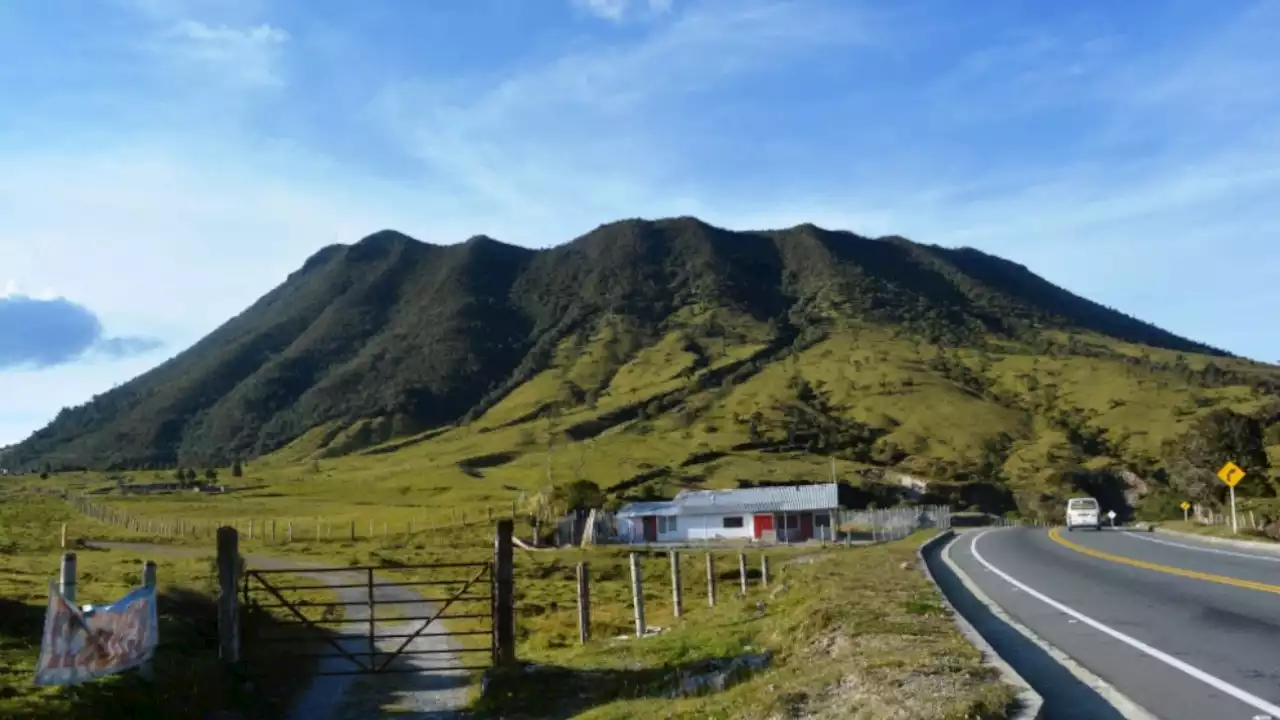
[617,483,840,517]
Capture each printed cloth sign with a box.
[34,582,159,686]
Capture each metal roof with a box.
[617,483,839,517]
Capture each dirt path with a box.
[86,541,471,719]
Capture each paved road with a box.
[941,527,1280,720]
[87,541,470,719]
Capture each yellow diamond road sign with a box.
[1180,501,1191,510]
[1217,461,1246,488]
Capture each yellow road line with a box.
[1048,528,1280,596]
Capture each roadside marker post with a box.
[1106,510,1116,528]
[1216,462,1247,535]
[1180,501,1191,523]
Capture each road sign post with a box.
[1106,510,1116,528]
[1216,462,1247,535]
[1180,501,1190,523]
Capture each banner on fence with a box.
[33,582,159,686]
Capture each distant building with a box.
[615,483,845,544]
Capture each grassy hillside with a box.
[4,217,1278,519]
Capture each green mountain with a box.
[7,217,1279,517]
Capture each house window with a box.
[782,515,800,529]
[814,513,831,527]
[658,516,677,534]
[722,516,745,528]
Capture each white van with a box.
[1065,497,1102,531]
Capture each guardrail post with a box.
[493,519,516,665]
[59,552,77,602]
[216,527,241,664]
[629,553,645,637]
[669,551,683,619]
[576,562,590,644]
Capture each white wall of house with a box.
[682,512,755,541]
[617,512,757,542]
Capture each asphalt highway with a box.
[941,527,1280,720]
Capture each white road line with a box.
[969,530,1280,718]
[1124,532,1280,563]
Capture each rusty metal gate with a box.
[240,561,495,676]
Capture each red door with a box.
[643,516,658,542]
[799,513,814,541]
[752,514,774,539]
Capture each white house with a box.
[615,483,842,544]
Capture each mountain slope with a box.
[6,218,1275,512]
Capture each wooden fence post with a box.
[670,551,683,619]
[271,520,277,543]
[738,553,748,595]
[60,523,67,549]
[59,552,77,602]
[706,553,716,607]
[366,568,376,663]
[140,561,158,680]
[630,553,645,637]
[248,519,254,541]
[493,520,516,665]
[761,555,770,588]
[216,527,241,664]
[576,562,590,644]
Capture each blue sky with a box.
[0,0,1277,447]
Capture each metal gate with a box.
[240,561,495,676]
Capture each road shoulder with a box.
[919,531,1042,719]
[1152,526,1280,555]
[928,530,1158,720]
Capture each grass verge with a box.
[477,532,1016,719]
[1156,520,1279,544]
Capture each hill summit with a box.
[6,217,1278,516]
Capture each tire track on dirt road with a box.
[86,541,471,719]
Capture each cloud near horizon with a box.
[0,293,163,370]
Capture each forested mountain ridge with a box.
[5,217,1277,518]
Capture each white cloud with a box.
[574,0,629,22]
[572,0,675,23]
[152,19,290,87]
[377,0,873,232]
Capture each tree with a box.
[231,459,243,478]
[205,468,218,481]
[184,468,198,483]
[552,480,607,512]
[1163,408,1271,503]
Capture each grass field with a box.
[0,489,343,719]
[3,480,1018,717]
